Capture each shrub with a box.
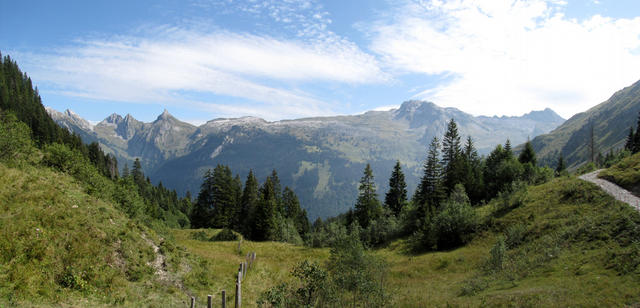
[211,228,238,241]
[488,236,506,272]
[432,195,478,249]
[505,223,527,248]
[0,112,35,163]
[191,230,209,241]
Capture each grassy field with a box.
[599,152,640,195]
[176,176,640,307]
[0,162,190,307]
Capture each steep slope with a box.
[0,161,191,306]
[530,79,640,168]
[49,101,564,219]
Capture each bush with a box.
[0,112,35,163]
[505,223,527,248]
[211,228,238,241]
[191,230,209,241]
[431,186,478,250]
[488,236,506,272]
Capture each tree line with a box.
[311,118,555,251]
[191,166,310,243]
[0,51,192,230]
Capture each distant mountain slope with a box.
[48,101,564,219]
[530,79,640,169]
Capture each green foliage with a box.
[488,236,506,272]
[211,228,239,241]
[191,230,209,241]
[258,260,332,307]
[354,164,382,229]
[0,112,34,163]
[430,185,478,250]
[598,152,640,192]
[384,160,408,217]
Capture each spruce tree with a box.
[209,164,238,228]
[192,169,215,228]
[518,141,537,166]
[462,136,483,204]
[556,154,566,175]
[625,127,635,152]
[442,119,463,193]
[414,137,445,221]
[354,163,381,228]
[239,170,259,237]
[254,177,278,241]
[384,160,408,217]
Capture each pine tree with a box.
[354,164,381,228]
[239,170,259,237]
[414,137,445,221]
[556,154,566,175]
[625,127,635,152]
[462,136,483,204]
[504,139,512,157]
[132,158,144,187]
[254,177,278,241]
[384,160,407,217]
[518,140,537,166]
[192,169,215,228]
[270,169,283,212]
[209,164,238,228]
[442,119,463,193]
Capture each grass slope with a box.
[599,152,640,195]
[0,162,189,307]
[177,176,640,307]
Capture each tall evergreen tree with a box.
[239,170,259,237]
[192,169,215,228]
[209,164,238,228]
[556,154,566,175]
[518,140,537,166]
[442,119,464,193]
[254,177,278,241]
[270,169,283,212]
[625,127,635,152]
[462,136,483,204]
[384,160,408,216]
[121,163,130,178]
[414,137,445,220]
[504,139,513,157]
[283,187,310,236]
[354,164,381,228]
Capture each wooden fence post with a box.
[207,295,212,308]
[222,290,226,308]
[190,296,195,308]
[235,278,242,308]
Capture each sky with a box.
[2,0,640,125]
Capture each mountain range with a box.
[529,79,640,169]
[47,101,564,219]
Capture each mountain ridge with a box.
[47,101,564,219]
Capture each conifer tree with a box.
[462,136,483,204]
[556,154,566,175]
[384,160,408,217]
[354,164,381,228]
[518,140,537,166]
[209,164,238,228]
[625,127,635,152]
[254,177,278,241]
[121,163,130,178]
[442,119,464,192]
[192,169,215,228]
[504,139,513,157]
[414,137,445,221]
[239,170,259,236]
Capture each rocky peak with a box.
[155,109,174,122]
[522,108,564,123]
[103,113,123,125]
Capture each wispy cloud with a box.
[21,23,385,120]
[369,0,640,118]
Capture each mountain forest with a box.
[1,50,640,307]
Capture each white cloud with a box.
[22,26,385,120]
[370,0,640,118]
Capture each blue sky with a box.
[2,0,640,124]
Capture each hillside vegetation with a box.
[176,176,640,307]
[599,152,640,195]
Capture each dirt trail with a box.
[579,169,640,212]
[140,233,169,281]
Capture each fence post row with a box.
[192,251,255,307]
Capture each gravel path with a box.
[579,169,640,212]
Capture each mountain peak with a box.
[103,113,123,125]
[522,108,564,123]
[155,109,174,122]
